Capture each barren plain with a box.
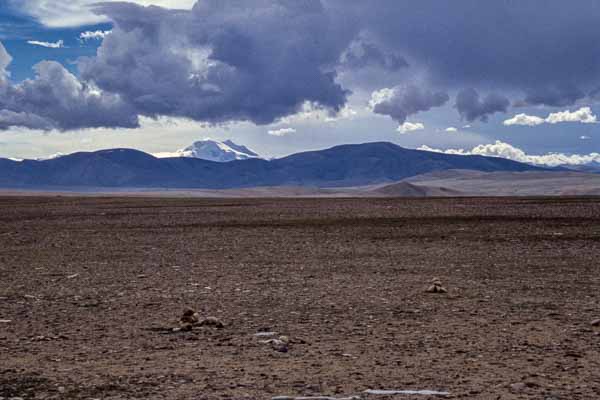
[1,196,600,399]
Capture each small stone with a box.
[0,319,11,323]
[180,323,193,332]
[180,308,200,325]
[426,284,447,293]
[591,319,600,327]
[510,383,527,393]
[199,316,224,329]
[260,338,289,353]
[57,387,66,394]
[278,335,289,344]
[271,340,288,353]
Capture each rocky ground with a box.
[1,196,599,399]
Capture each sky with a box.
[0,0,599,165]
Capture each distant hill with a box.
[0,142,545,189]
[560,163,600,174]
[405,169,600,196]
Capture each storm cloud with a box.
[331,0,600,107]
[370,85,449,124]
[340,34,408,72]
[455,89,509,122]
[0,44,138,131]
[78,0,353,126]
[4,0,600,131]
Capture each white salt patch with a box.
[254,331,278,337]
[272,396,360,400]
[364,389,449,396]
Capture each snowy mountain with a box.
[6,153,66,162]
[222,140,259,157]
[154,139,260,162]
[37,153,66,161]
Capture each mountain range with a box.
[0,141,546,189]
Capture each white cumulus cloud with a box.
[397,122,424,134]
[503,107,597,126]
[12,1,196,28]
[418,140,600,167]
[79,30,112,41]
[546,107,597,124]
[27,39,64,48]
[268,127,296,137]
[503,113,545,126]
[445,127,458,132]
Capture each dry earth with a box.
[1,196,600,399]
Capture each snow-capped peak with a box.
[154,139,260,162]
[222,140,259,157]
[5,153,65,162]
[37,152,65,161]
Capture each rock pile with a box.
[257,332,290,352]
[426,277,448,294]
[173,308,224,332]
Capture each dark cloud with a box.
[371,85,449,123]
[78,0,353,125]
[0,54,138,131]
[4,0,600,131]
[523,84,586,107]
[455,88,509,122]
[0,109,53,130]
[341,37,408,71]
[328,0,600,107]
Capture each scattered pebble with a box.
[180,308,200,325]
[0,319,11,323]
[510,383,527,393]
[171,309,224,331]
[260,335,289,352]
[254,331,278,337]
[198,316,225,329]
[172,324,193,333]
[591,319,600,327]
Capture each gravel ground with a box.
[1,196,599,399]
